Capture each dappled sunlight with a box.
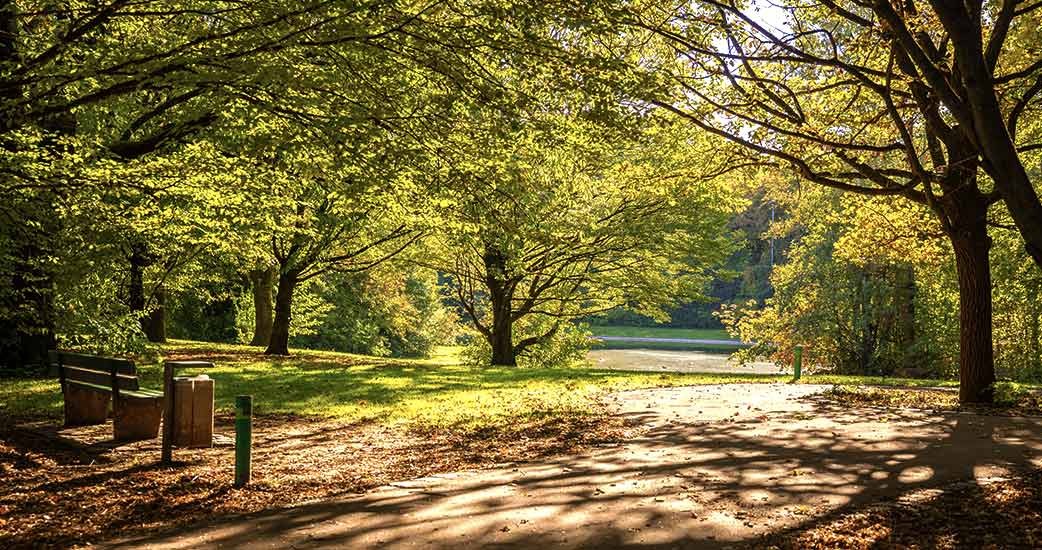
[9,343,1042,547]
[107,384,1042,549]
[897,466,935,484]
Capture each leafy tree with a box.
[264,181,420,356]
[2,0,564,365]
[721,185,957,376]
[0,1,334,364]
[604,0,1042,402]
[429,115,738,365]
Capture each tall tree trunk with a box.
[488,299,516,366]
[946,197,996,404]
[249,267,275,347]
[265,269,298,356]
[128,244,147,319]
[483,245,517,366]
[143,287,166,343]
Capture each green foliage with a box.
[993,381,1030,407]
[168,291,241,344]
[293,268,456,358]
[990,223,1042,379]
[4,0,1036,385]
[52,270,149,357]
[719,187,959,377]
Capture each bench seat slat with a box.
[122,388,163,399]
[65,380,161,398]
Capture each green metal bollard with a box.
[234,395,252,487]
[793,345,803,381]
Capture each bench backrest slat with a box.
[49,351,137,375]
[62,366,141,391]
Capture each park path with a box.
[110,384,1042,549]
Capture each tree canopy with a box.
[2,0,1040,404]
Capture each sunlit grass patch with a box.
[0,377,62,421]
[8,340,1029,429]
[0,340,787,427]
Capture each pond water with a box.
[586,348,788,375]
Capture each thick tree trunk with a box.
[249,267,275,347]
[143,288,166,343]
[483,245,517,366]
[488,311,516,366]
[947,200,996,404]
[127,243,167,342]
[265,270,298,356]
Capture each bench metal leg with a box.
[64,386,110,426]
[113,397,164,441]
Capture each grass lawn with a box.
[589,326,733,340]
[1,339,972,428]
[0,340,776,428]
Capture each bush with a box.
[292,268,456,358]
[993,381,1030,407]
[168,290,241,343]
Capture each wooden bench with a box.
[49,351,165,442]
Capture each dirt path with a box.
[109,384,1042,549]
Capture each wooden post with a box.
[161,361,175,464]
[235,395,253,487]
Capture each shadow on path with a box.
[108,384,1042,549]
